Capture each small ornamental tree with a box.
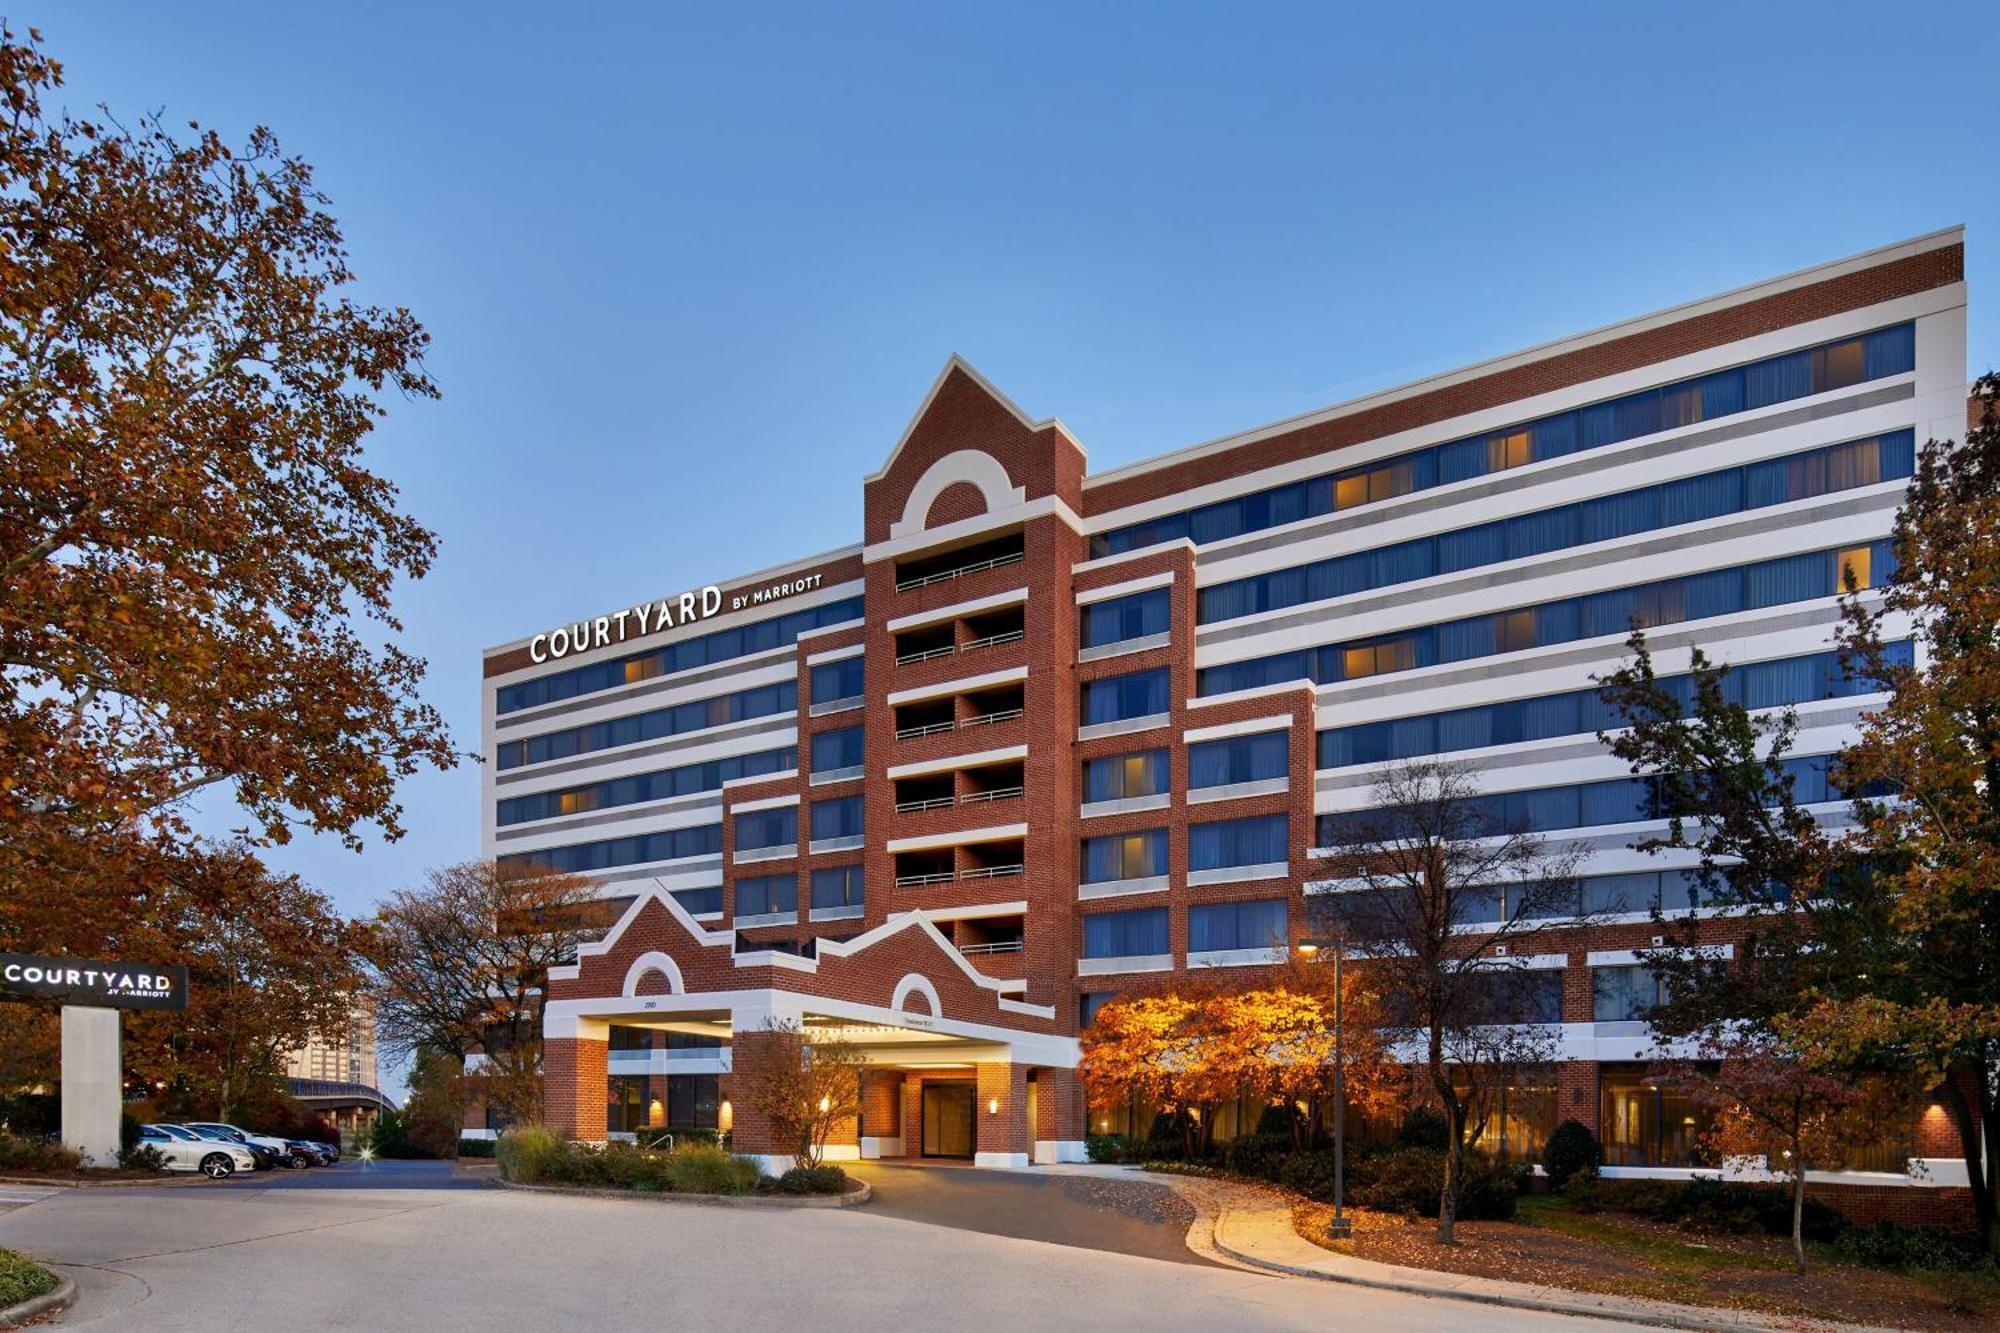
[735,1019,865,1169]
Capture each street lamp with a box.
[1300,936,1352,1240]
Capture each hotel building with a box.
[477,229,1974,1219]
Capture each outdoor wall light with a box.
[988,1096,1000,1115]
[718,1100,734,1132]
[818,1095,831,1114]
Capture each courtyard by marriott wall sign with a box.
[528,572,828,663]
[1,953,189,1011]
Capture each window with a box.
[1601,1063,1717,1167]
[1082,669,1170,725]
[496,822,722,874]
[495,745,796,824]
[1094,326,1915,560]
[810,655,865,706]
[1202,539,1897,698]
[1836,544,1872,591]
[1079,992,1117,1026]
[735,873,797,917]
[672,885,723,916]
[498,595,864,714]
[607,1076,648,1133]
[1189,814,1288,871]
[735,807,797,852]
[1082,830,1167,882]
[1083,749,1170,802]
[811,726,863,775]
[1454,1073,1557,1162]
[1082,907,1169,959]
[666,1073,720,1129]
[1081,588,1170,648]
[810,865,865,912]
[496,680,798,769]
[810,795,864,842]
[1188,732,1288,788]
[1188,899,1287,952]
[1593,966,1669,1022]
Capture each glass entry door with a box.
[920,1082,976,1158]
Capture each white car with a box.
[139,1124,256,1178]
[183,1121,304,1168]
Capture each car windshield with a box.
[155,1124,201,1141]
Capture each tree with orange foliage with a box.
[0,24,455,962]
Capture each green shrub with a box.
[364,1109,438,1159]
[0,1094,58,1139]
[117,1143,170,1172]
[1084,1134,1131,1163]
[495,1124,565,1184]
[662,1142,759,1195]
[1559,1170,1602,1212]
[1143,1111,1190,1159]
[1347,1146,1517,1220]
[1834,1220,1987,1272]
[0,1247,58,1308]
[1254,1103,1300,1139]
[456,1137,496,1158]
[1277,1150,1341,1202]
[1542,1120,1600,1190]
[1396,1107,1449,1151]
[1594,1177,1845,1242]
[0,1129,80,1172]
[1220,1132,1293,1182]
[773,1164,848,1195]
[640,1126,720,1150]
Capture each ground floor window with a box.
[607,1075,648,1133]
[1455,1069,1558,1162]
[1600,1062,1717,1167]
[667,1073,720,1130]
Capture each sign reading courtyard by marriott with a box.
[0,953,188,1011]
[527,571,829,663]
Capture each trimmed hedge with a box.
[1594,1176,1845,1242]
[456,1137,496,1158]
[767,1165,849,1196]
[495,1128,761,1195]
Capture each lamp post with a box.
[1302,936,1352,1240]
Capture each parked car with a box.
[285,1138,333,1166]
[313,1139,341,1162]
[139,1124,256,1178]
[153,1123,277,1170]
[182,1121,301,1169]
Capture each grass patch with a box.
[1515,1195,1781,1275]
[0,1247,58,1307]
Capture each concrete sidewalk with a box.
[1157,1172,1890,1333]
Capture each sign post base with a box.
[60,1005,122,1168]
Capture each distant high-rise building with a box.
[285,995,378,1090]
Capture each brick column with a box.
[543,1035,608,1142]
[1033,1066,1088,1163]
[723,1026,795,1174]
[975,1062,1031,1167]
[859,1070,904,1158]
[1557,1060,1598,1136]
[902,1072,925,1156]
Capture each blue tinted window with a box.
[496,679,798,770]
[1094,327,1914,560]
[1188,732,1289,788]
[1082,830,1167,882]
[810,865,864,910]
[673,886,723,916]
[1082,669,1170,724]
[809,796,864,841]
[496,823,723,873]
[1189,814,1289,870]
[1082,908,1169,958]
[735,873,797,916]
[1083,750,1170,802]
[736,807,797,851]
[811,726,863,774]
[1188,899,1288,952]
[495,745,796,825]
[1082,589,1171,648]
[810,655,865,705]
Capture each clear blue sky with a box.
[46,1,1999,924]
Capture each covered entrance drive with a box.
[534,887,1086,1172]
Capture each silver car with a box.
[139,1124,256,1178]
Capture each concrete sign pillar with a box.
[61,1005,122,1167]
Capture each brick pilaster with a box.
[543,1036,608,1141]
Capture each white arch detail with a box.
[622,950,685,998]
[890,450,1026,539]
[890,972,942,1018]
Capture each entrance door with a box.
[920,1082,976,1158]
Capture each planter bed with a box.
[489,1176,871,1209]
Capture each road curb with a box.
[0,1172,220,1189]
[1208,1209,1885,1333]
[490,1176,872,1208]
[0,1270,74,1329]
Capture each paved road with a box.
[0,1159,1630,1331]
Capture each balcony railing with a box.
[961,708,1024,730]
[895,644,955,666]
[959,786,1024,805]
[895,795,955,814]
[959,939,1025,956]
[963,629,1026,653]
[895,550,1026,593]
[894,870,955,887]
[960,863,1025,880]
[895,719,955,740]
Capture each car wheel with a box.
[290,1152,313,1169]
[200,1153,235,1179]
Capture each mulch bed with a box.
[0,1168,195,1185]
[1291,1200,1996,1330]
[1056,1174,1195,1230]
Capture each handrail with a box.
[960,863,1025,880]
[959,939,1025,955]
[960,786,1024,804]
[963,629,1025,652]
[894,870,955,887]
[895,644,955,666]
[895,719,955,740]
[962,708,1024,729]
[894,550,1026,592]
[895,796,955,813]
